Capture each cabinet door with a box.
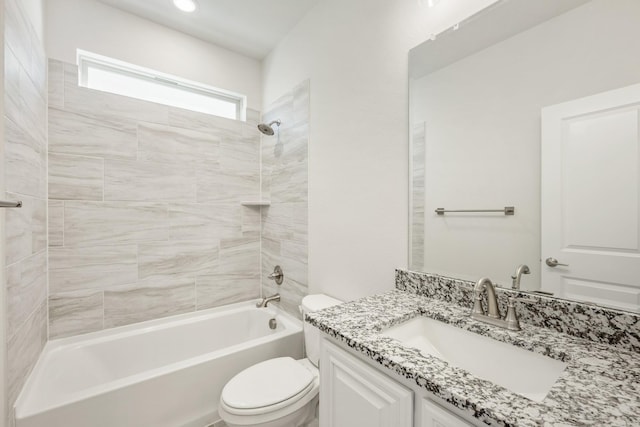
[421,398,473,427]
[319,339,413,427]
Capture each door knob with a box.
[545,257,569,267]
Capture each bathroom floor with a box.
[211,419,319,427]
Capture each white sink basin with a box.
[381,317,566,402]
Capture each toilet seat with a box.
[221,357,317,416]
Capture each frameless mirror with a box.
[409,0,640,312]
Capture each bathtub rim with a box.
[15,299,302,420]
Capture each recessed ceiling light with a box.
[173,0,197,13]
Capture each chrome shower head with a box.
[257,119,281,136]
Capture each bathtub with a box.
[14,300,303,427]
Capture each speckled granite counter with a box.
[306,290,640,426]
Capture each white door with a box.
[319,339,413,427]
[541,83,640,311]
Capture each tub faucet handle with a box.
[268,265,284,285]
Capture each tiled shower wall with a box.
[4,0,48,417]
[410,122,425,271]
[47,59,262,338]
[261,80,310,316]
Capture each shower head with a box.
[257,119,281,136]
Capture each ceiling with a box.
[96,0,320,59]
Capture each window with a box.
[77,50,246,121]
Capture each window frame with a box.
[77,49,247,121]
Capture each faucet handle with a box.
[505,296,538,331]
[268,265,284,285]
[472,295,484,316]
[505,298,522,331]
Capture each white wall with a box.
[0,1,6,423]
[263,0,497,301]
[46,0,263,110]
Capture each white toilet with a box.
[218,294,342,427]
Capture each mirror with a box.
[409,0,640,311]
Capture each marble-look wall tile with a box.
[19,64,47,143]
[31,197,46,253]
[167,204,241,241]
[195,237,260,309]
[197,135,260,204]
[48,201,64,247]
[5,117,44,198]
[5,55,46,148]
[4,46,23,126]
[196,274,260,310]
[104,279,195,328]
[197,167,259,204]
[30,42,47,98]
[261,237,308,316]
[261,203,307,244]
[138,241,219,280]
[49,291,103,339]
[49,153,104,200]
[168,106,242,136]
[5,193,33,265]
[242,206,261,238]
[49,245,138,293]
[48,107,138,160]
[104,159,196,202]
[4,0,32,73]
[221,136,260,173]
[5,0,48,417]
[219,237,260,275]
[6,251,47,338]
[48,59,263,337]
[260,81,310,317]
[411,123,426,271]
[48,59,64,108]
[63,202,168,247]
[6,195,47,264]
[137,122,220,165]
[7,301,47,407]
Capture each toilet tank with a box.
[301,294,343,367]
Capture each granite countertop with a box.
[306,290,640,427]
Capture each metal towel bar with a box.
[435,206,514,215]
[0,200,22,208]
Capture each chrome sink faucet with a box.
[471,277,522,331]
[511,264,530,290]
[256,294,281,308]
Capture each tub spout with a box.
[256,294,281,308]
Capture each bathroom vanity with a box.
[308,269,640,426]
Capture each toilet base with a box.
[221,395,318,427]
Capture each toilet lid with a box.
[222,357,315,410]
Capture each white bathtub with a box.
[14,300,303,427]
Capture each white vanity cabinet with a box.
[319,338,480,427]
[420,398,473,427]
[319,339,413,427]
